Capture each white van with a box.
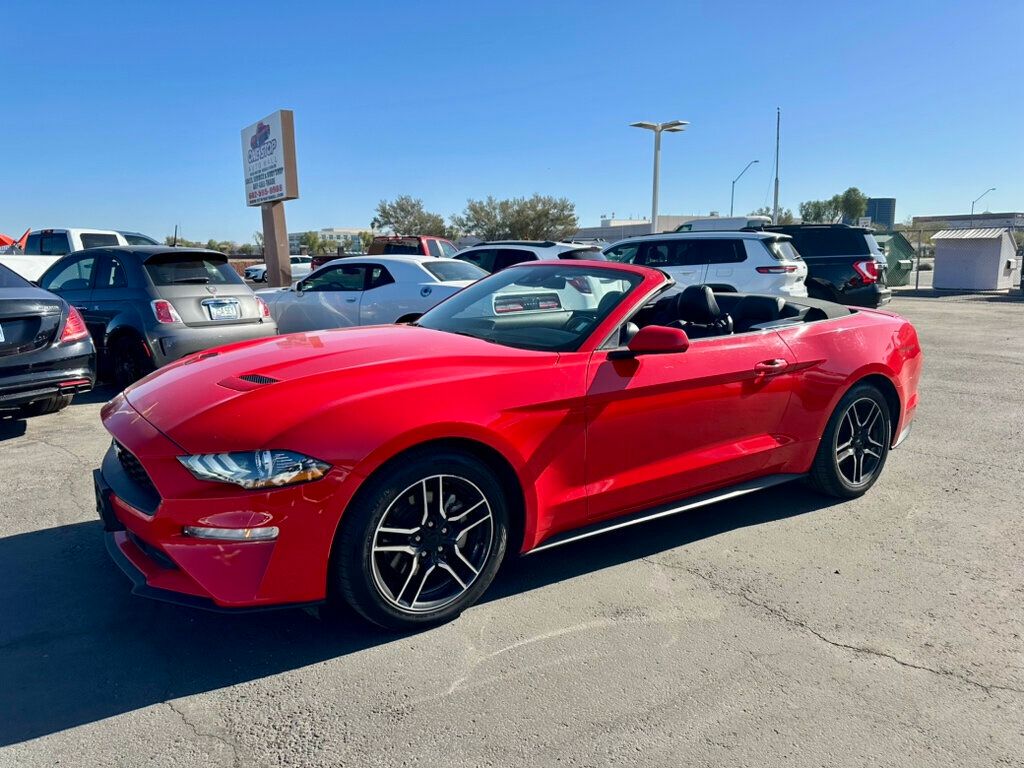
[1,228,130,281]
[675,215,771,232]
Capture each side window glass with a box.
[440,241,458,258]
[494,249,535,271]
[41,256,95,291]
[605,243,639,263]
[105,257,129,287]
[459,249,496,272]
[426,240,443,258]
[24,233,41,254]
[698,240,745,264]
[303,265,366,292]
[639,243,670,267]
[367,266,394,289]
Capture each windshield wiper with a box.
[446,330,498,344]
[171,277,210,284]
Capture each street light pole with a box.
[631,120,689,233]
[730,159,759,217]
[970,187,995,226]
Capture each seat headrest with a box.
[675,285,720,324]
[734,295,785,325]
[597,290,623,315]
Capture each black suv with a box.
[764,224,891,307]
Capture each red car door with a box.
[584,331,798,523]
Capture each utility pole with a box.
[630,120,689,234]
[772,108,781,224]
[730,159,759,217]
[970,187,995,227]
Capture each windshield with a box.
[416,264,642,352]
[423,261,487,282]
[143,252,244,285]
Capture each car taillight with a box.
[853,260,879,284]
[60,306,89,343]
[151,299,183,324]
[756,265,799,274]
[567,276,594,294]
[255,296,271,318]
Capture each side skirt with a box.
[527,473,803,554]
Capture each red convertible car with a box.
[94,261,922,628]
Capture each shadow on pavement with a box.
[0,416,28,442]
[0,482,834,746]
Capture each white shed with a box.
[931,228,1020,290]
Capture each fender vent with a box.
[239,373,279,385]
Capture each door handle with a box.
[754,359,789,374]
[345,298,357,303]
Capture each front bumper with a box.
[147,320,277,367]
[95,395,357,610]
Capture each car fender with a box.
[345,421,539,552]
[104,314,149,356]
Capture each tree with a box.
[372,196,449,237]
[749,206,794,225]
[358,231,374,252]
[839,187,868,223]
[450,194,578,240]
[299,231,323,254]
[253,230,264,254]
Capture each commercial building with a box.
[912,212,1024,231]
[574,215,703,242]
[865,198,896,229]
[289,227,367,254]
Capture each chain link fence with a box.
[884,227,1023,302]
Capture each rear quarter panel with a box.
[772,308,922,470]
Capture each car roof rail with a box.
[480,240,558,247]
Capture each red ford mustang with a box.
[94,260,922,628]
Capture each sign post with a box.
[241,110,299,287]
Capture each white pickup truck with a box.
[0,228,132,281]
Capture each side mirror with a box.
[609,325,689,360]
[295,280,307,293]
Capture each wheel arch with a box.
[334,435,531,563]
[854,372,902,441]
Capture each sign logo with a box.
[250,121,271,150]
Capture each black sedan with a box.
[0,263,95,417]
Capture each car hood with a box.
[123,324,552,452]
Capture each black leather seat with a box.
[670,285,733,338]
[732,295,786,332]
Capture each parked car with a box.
[256,255,485,333]
[94,259,921,629]
[0,228,131,281]
[245,255,313,283]
[603,231,808,298]
[453,240,605,273]
[764,224,891,307]
[118,231,160,246]
[38,246,277,388]
[675,215,771,232]
[310,235,459,270]
[0,263,95,416]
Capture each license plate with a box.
[207,302,240,321]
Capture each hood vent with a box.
[239,373,279,385]
[217,373,281,392]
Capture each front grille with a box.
[239,373,279,385]
[114,442,160,502]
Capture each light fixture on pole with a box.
[970,187,995,226]
[730,159,759,217]
[631,120,689,233]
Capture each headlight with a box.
[178,450,331,489]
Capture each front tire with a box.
[332,450,509,630]
[806,383,892,498]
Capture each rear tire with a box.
[111,335,155,390]
[19,393,73,417]
[806,383,892,498]
[332,450,509,630]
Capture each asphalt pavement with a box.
[1,294,1022,767]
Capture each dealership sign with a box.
[241,110,299,207]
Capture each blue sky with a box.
[4,0,1022,243]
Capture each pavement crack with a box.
[643,557,1024,699]
[165,699,240,767]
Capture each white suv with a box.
[453,240,604,273]
[603,231,808,298]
